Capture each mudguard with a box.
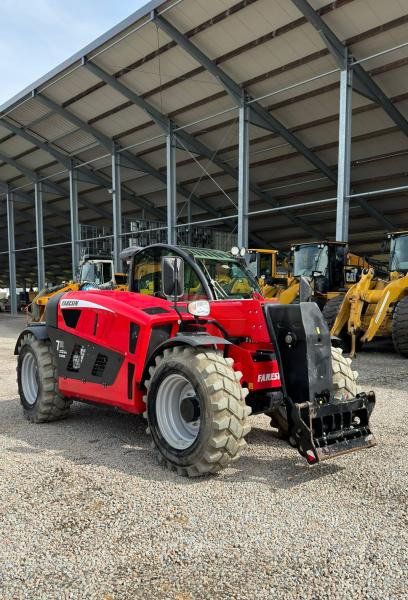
[14,324,49,354]
[142,333,230,383]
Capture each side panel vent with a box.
[91,353,108,377]
[129,323,140,354]
[127,363,135,399]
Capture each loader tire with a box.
[143,347,251,477]
[269,346,359,436]
[323,295,358,353]
[392,296,408,357]
[17,334,72,423]
[322,295,344,331]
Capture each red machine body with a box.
[52,290,280,414]
[15,244,376,472]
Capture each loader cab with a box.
[291,242,347,293]
[79,259,113,285]
[246,249,288,281]
[78,256,127,287]
[388,232,408,274]
[128,243,261,301]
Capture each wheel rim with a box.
[21,352,39,406]
[155,373,200,450]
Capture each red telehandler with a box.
[15,244,376,476]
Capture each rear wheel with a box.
[17,334,71,423]
[143,347,251,476]
[269,346,359,436]
[392,295,408,356]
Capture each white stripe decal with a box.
[374,291,390,324]
[60,299,114,312]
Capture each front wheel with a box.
[143,347,251,477]
[392,296,408,356]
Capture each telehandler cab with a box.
[329,232,408,357]
[15,244,376,476]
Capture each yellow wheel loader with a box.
[248,242,370,307]
[329,232,408,357]
[246,248,291,299]
[29,255,127,322]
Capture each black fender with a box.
[141,333,231,386]
[14,325,49,355]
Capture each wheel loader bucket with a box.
[289,391,376,464]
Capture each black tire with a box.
[322,295,345,331]
[322,295,359,353]
[143,347,251,477]
[17,334,72,423]
[392,296,408,356]
[269,346,359,436]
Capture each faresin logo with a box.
[61,300,79,307]
[258,372,280,383]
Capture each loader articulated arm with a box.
[361,276,408,342]
[331,267,408,352]
[331,270,375,339]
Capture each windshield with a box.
[293,245,328,277]
[390,236,408,272]
[79,261,113,284]
[80,262,96,283]
[197,257,261,299]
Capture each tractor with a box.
[329,231,408,357]
[29,254,127,322]
[15,244,376,476]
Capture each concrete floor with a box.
[0,313,407,599]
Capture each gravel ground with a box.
[0,313,407,599]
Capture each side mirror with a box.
[299,276,313,302]
[162,256,184,299]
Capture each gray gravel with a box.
[0,313,407,599]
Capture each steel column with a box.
[238,101,250,249]
[166,124,177,245]
[111,147,122,271]
[69,166,80,278]
[34,180,45,290]
[6,192,17,315]
[336,58,353,242]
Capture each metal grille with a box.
[91,353,108,377]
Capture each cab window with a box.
[132,248,208,300]
[133,248,167,296]
[259,254,272,277]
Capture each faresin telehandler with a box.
[329,232,408,357]
[15,244,376,476]
[248,242,370,307]
[29,255,127,322]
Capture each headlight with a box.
[240,247,246,257]
[231,246,239,256]
[187,300,210,317]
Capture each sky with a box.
[0,0,148,105]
